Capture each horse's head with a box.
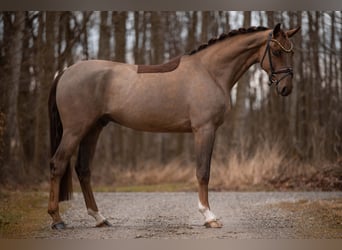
[260,23,301,96]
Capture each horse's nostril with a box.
[281,87,288,95]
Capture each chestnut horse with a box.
[48,23,300,229]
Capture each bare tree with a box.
[230,11,251,152]
[33,12,57,176]
[0,12,25,182]
[17,12,36,169]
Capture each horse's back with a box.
[58,60,136,86]
[57,60,137,100]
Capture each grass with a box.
[274,198,342,238]
[0,190,66,238]
[0,191,48,238]
[89,142,338,191]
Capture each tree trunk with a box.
[230,11,251,152]
[201,12,210,42]
[57,12,75,70]
[17,12,36,169]
[94,11,114,169]
[34,12,57,176]
[112,11,128,167]
[81,12,91,60]
[98,12,110,60]
[289,11,304,158]
[186,11,198,52]
[0,11,25,182]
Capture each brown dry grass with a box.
[0,190,71,238]
[90,143,340,191]
[210,143,286,189]
[274,198,342,238]
[0,191,49,238]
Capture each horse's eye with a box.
[272,50,282,57]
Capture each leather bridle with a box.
[260,32,294,87]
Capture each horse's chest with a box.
[190,95,228,129]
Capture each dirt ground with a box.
[28,191,342,239]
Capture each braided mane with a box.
[188,26,269,55]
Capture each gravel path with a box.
[34,192,342,239]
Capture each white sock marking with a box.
[198,201,217,222]
[87,208,106,225]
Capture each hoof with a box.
[51,221,66,230]
[204,220,223,228]
[96,219,112,227]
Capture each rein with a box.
[260,32,294,87]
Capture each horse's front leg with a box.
[193,125,222,228]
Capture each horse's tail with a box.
[48,69,73,202]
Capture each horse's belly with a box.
[111,111,192,133]
[129,121,192,133]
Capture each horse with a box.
[48,23,300,229]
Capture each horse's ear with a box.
[273,23,282,37]
[286,26,301,38]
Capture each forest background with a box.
[0,11,341,191]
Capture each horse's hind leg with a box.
[48,129,84,229]
[75,122,111,227]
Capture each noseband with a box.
[260,32,294,86]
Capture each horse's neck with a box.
[194,31,268,92]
